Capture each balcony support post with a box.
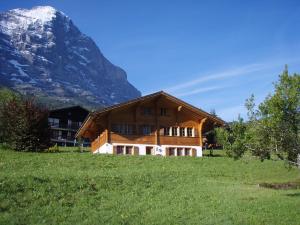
[198,118,207,147]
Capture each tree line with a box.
[215,66,300,164]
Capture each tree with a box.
[206,129,216,156]
[245,66,300,163]
[0,88,20,143]
[215,116,247,159]
[244,95,272,161]
[1,97,51,152]
[210,108,217,116]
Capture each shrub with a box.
[215,116,247,159]
[46,144,60,153]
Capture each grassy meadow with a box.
[0,148,299,225]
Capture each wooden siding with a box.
[84,94,223,149]
[111,133,155,144]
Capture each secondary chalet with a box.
[76,91,224,157]
[49,106,90,146]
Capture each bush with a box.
[215,116,247,159]
[46,144,60,153]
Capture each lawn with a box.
[0,148,299,225]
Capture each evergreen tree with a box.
[1,96,51,151]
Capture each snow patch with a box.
[10,77,24,83]
[73,51,90,63]
[0,6,56,35]
[11,6,56,24]
[9,60,29,77]
[65,65,77,71]
[29,79,37,84]
[79,61,87,66]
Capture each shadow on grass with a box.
[259,181,300,190]
[286,192,300,197]
[203,153,224,157]
[203,150,226,157]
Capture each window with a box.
[177,148,183,156]
[70,121,81,129]
[187,128,193,137]
[185,148,191,156]
[122,124,133,135]
[172,127,178,136]
[142,125,151,135]
[164,127,170,136]
[112,124,120,133]
[142,107,152,115]
[116,146,124,155]
[112,124,134,135]
[160,108,167,116]
[125,146,132,155]
[180,127,185,136]
[67,131,72,139]
[48,118,59,128]
[146,146,153,155]
[52,130,62,139]
[169,148,175,156]
[68,120,72,128]
[52,130,61,139]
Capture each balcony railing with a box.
[91,132,107,152]
[159,136,199,146]
[49,124,80,130]
[110,132,200,146]
[111,133,156,144]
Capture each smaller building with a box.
[48,106,90,146]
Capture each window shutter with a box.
[191,148,196,157]
[165,147,169,156]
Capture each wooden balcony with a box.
[111,133,155,144]
[91,131,107,152]
[111,132,200,146]
[92,132,201,152]
[159,136,199,146]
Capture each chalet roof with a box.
[49,105,89,113]
[76,91,225,138]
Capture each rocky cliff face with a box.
[0,6,141,108]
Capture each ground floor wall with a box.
[94,143,202,157]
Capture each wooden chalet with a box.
[76,91,224,157]
[49,106,90,146]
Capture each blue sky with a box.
[1,0,300,121]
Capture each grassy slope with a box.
[0,149,299,225]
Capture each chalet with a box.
[49,106,90,146]
[76,91,224,157]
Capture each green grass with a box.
[0,148,299,225]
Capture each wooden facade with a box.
[76,91,224,157]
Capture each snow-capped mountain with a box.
[0,6,141,108]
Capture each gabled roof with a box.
[50,105,89,113]
[76,91,225,138]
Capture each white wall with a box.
[94,143,203,157]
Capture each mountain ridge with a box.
[0,5,141,109]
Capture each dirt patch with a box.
[259,182,300,190]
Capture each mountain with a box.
[0,6,141,109]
